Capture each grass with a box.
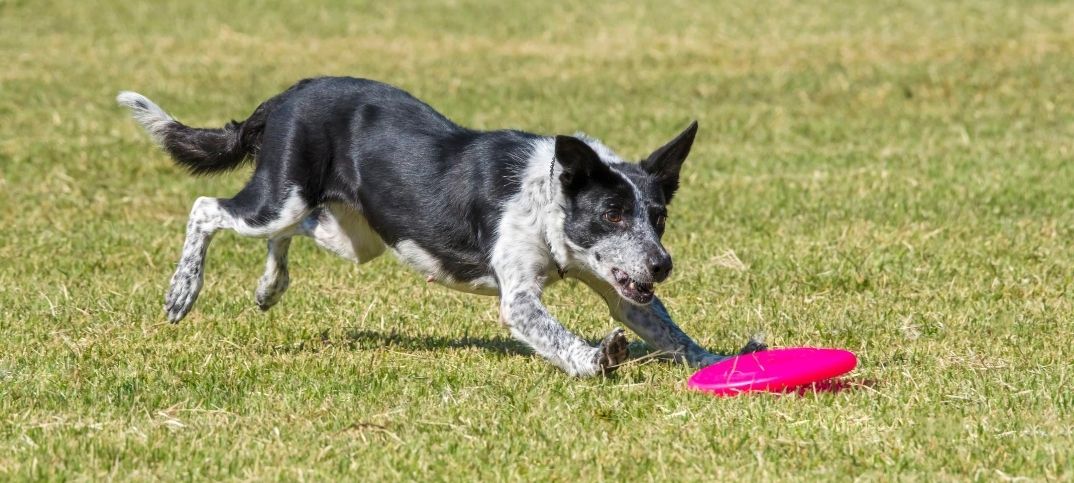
[2,0,1074,480]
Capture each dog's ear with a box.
[641,121,698,203]
[555,135,607,191]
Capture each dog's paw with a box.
[595,328,630,374]
[255,270,289,311]
[163,269,202,323]
[695,353,727,367]
[738,337,768,355]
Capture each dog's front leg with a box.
[607,296,727,367]
[604,296,767,366]
[500,287,629,377]
[574,275,721,366]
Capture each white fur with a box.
[491,136,651,292]
[490,138,562,290]
[392,240,450,281]
[163,190,310,321]
[391,240,497,295]
[488,137,625,376]
[116,91,174,144]
[232,189,309,237]
[255,237,291,309]
[302,203,385,263]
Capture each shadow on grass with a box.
[346,329,533,355]
[690,378,878,398]
[269,328,532,356]
[268,328,772,378]
[790,377,878,396]
[269,328,773,369]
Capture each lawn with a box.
[2,0,1073,480]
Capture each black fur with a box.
[145,77,697,285]
[153,80,315,176]
[640,120,697,203]
[192,77,537,282]
[559,141,638,249]
[555,135,614,192]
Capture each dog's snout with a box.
[648,252,673,282]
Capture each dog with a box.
[118,77,760,377]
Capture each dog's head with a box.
[557,121,697,305]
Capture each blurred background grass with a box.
[1,0,1073,480]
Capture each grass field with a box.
[3,0,1074,480]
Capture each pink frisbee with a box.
[688,347,857,396]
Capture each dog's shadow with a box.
[272,328,758,369]
[342,330,689,359]
[270,328,534,356]
[344,329,532,355]
[272,328,674,360]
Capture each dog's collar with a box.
[548,154,566,279]
[547,154,557,200]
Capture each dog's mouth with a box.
[612,267,655,304]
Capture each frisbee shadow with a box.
[789,377,878,396]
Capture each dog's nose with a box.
[649,253,673,283]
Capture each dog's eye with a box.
[603,210,623,224]
[655,215,666,227]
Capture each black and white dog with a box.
[118,77,759,376]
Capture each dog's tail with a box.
[116,91,268,175]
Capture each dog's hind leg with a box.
[165,187,310,322]
[164,196,234,322]
[255,236,292,311]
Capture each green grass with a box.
[3,0,1074,480]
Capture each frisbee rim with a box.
[687,347,857,396]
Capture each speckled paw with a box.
[596,328,630,374]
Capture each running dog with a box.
[118,77,758,376]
